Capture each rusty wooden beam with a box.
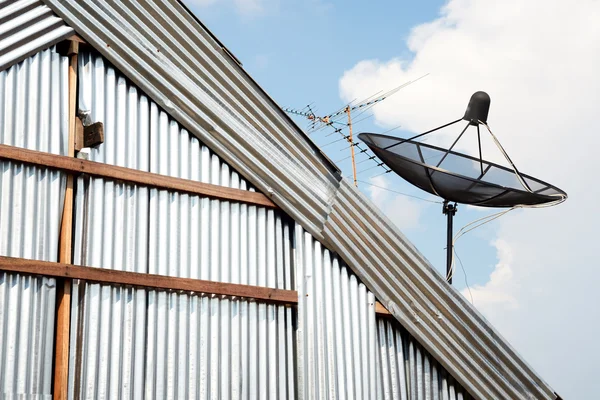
[0,144,277,208]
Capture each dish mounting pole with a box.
[443,200,457,284]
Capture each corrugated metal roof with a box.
[36,1,559,398]
[0,0,73,71]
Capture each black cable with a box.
[453,248,474,305]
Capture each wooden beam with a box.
[0,256,298,305]
[0,144,277,209]
[0,256,392,317]
[54,40,78,400]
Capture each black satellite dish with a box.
[359,91,567,284]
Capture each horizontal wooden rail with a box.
[0,256,391,315]
[0,144,277,209]
[0,256,296,305]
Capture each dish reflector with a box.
[359,133,566,207]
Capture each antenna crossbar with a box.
[283,75,429,188]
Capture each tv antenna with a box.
[283,75,428,187]
[359,92,567,284]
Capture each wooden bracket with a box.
[83,122,104,148]
[74,119,104,151]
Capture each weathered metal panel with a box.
[0,0,74,71]
[376,317,473,400]
[0,48,68,399]
[69,52,296,399]
[296,226,377,400]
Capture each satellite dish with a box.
[358,91,567,284]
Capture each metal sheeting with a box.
[68,52,296,399]
[376,317,473,400]
[37,2,558,398]
[69,51,152,399]
[0,0,74,71]
[40,0,340,239]
[323,180,555,400]
[296,226,377,399]
[0,48,68,399]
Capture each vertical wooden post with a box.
[54,39,78,400]
[346,106,358,187]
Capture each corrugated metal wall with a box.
[0,49,476,400]
[68,52,296,399]
[0,48,68,398]
[68,51,473,400]
[296,226,378,399]
[376,317,473,400]
[295,227,471,400]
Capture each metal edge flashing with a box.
[37,1,558,399]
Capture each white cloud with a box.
[367,175,423,231]
[340,0,600,398]
[465,238,519,310]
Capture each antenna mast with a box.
[346,105,358,186]
[284,75,428,188]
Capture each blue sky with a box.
[185,1,600,398]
